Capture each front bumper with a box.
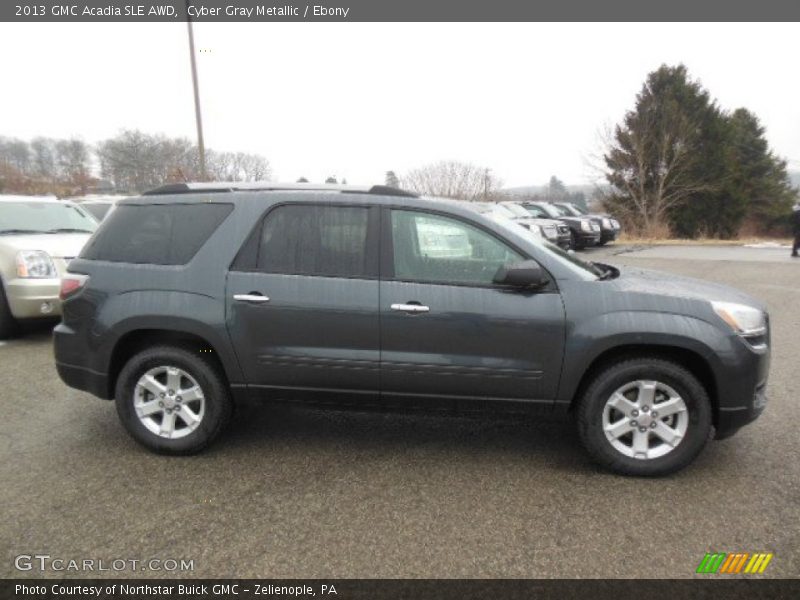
[600,229,619,243]
[4,277,62,319]
[575,231,601,246]
[713,336,770,439]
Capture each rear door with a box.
[379,208,565,404]
[226,202,381,399]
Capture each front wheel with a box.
[115,345,233,454]
[576,358,712,476]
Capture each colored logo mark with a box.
[696,552,773,574]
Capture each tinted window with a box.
[257,205,370,278]
[391,210,523,286]
[81,203,232,265]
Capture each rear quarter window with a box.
[80,203,233,265]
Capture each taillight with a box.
[59,275,88,300]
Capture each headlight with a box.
[16,250,57,278]
[580,220,591,232]
[711,301,766,337]
[602,218,611,229]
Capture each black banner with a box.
[3,0,800,22]
[4,579,800,600]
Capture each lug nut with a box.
[175,405,181,411]
[176,396,182,402]
[159,393,165,398]
[630,421,638,427]
[650,422,657,429]
[158,401,164,407]
[168,389,175,396]
[639,427,647,433]
[642,405,649,412]
[631,410,639,417]
[651,411,658,418]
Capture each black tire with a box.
[115,345,233,454]
[597,239,608,247]
[0,284,17,339]
[569,231,579,251]
[576,358,713,477]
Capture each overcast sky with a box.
[1,22,798,187]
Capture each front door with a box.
[226,202,381,399]
[379,208,565,404]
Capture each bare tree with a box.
[402,160,502,201]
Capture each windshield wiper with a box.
[0,228,46,235]
[45,228,94,234]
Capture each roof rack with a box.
[142,182,417,198]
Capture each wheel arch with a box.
[107,328,235,400]
[568,344,719,428]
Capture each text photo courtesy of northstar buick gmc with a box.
[53,183,770,476]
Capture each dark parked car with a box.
[554,202,621,245]
[518,201,600,250]
[54,183,770,476]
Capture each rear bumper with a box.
[55,360,112,400]
[5,278,61,319]
[54,321,112,399]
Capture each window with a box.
[0,202,97,234]
[523,205,548,219]
[80,203,232,265]
[257,204,370,278]
[391,210,523,286]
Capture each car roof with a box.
[142,181,417,197]
[123,183,510,225]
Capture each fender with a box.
[556,310,737,405]
[94,289,245,384]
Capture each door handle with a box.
[233,293,270,304]
[391,303,430,314]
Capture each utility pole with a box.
[186,2,207,180]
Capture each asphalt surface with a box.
[1,245,798,579]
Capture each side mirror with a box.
[493,260,547,289]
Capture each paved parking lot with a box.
[1,245,798,579]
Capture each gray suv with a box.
[54,183,770,476]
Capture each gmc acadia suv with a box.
[54,183,770,476]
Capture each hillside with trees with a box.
[0,130,270,196]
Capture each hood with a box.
[527,218,564,227]
[0,233,92,259]
[610,265,765,310]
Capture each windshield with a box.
[529,203,562,218]
[560,203,585,216]
[548,204,573,217]
[501,203,532,218]
[0,202,98,234]
[487,213,602,279]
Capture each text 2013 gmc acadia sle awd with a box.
[54,183,770,476]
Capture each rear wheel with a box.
[0,285,17,339]
[115,345,233,454]
[576,358,712,476]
